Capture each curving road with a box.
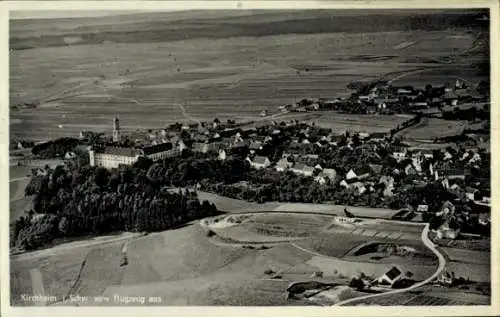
[334,223,446,306]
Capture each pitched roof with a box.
[141,143,173,155]
[443,91,458,99]
[323,168,336,176]
[249,141,263,149]
[252,156,269,165]
[292,163,314,172]
[355,165,371,175]
[276,157,293,167]
[368,164,383,174]
[101,146,142,157]
[385,266,402,280]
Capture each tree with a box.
[58,216,69,234]
[94,167,110,187]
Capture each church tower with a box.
[113,116,121,143]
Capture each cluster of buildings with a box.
[277,79,487,116]
[81,112,489,234]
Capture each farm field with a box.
[10,211,438,306]
[356,292,487,306]
[9,10,487,141]
[305,112,409,134]
[9,165,33,223]
[197,191,402,219]
[395,117,467,140]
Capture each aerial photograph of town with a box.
[7,7,491,308]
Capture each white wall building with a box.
[89,143,174,169]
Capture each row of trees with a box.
[31,137,80,158]
[442,105,489,122]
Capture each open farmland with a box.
[11,211,439,306]
[9,10,487,141]
[306,112,410,134]
[9,166,32,223]
[395,117,467,140]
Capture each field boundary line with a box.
[48,252,90,306]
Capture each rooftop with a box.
[100,146,142,157]
[385,266,402,280]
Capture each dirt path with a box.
[11,232,143,262]
[175,103,201,124]
[334,224,446,306]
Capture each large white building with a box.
[89,143,175,168]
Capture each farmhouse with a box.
[377,266,403,286]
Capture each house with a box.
[323,168,337,181]
[64,152,76,160]
[354,166,371,180]
[440,168,468,181]
[377,266,403,286]
[417,204,429,212]
[437,270,455,286]
[314,164,323,171]
[290,163,315,177]
[246,156,271,169]
[450,183,462,193]
[192,141,209,153]
[275,157,293,172]
[339,179,349,188]
[411,158,423,173]
[478,213,490,226]
[392,150,407,162]
[249,141,263,154]
[405,164,418,176]
[368,164,382,175]
[443,91,459,106]
[468,152,481,164]
[346,169,358,181]
[369,132,386,142]
[436,222,460,239]
[218,149,227,161]
[465,187,479,201]
[314,174,327,185]
[351,182,367,195]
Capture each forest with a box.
[12,157,219,251]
